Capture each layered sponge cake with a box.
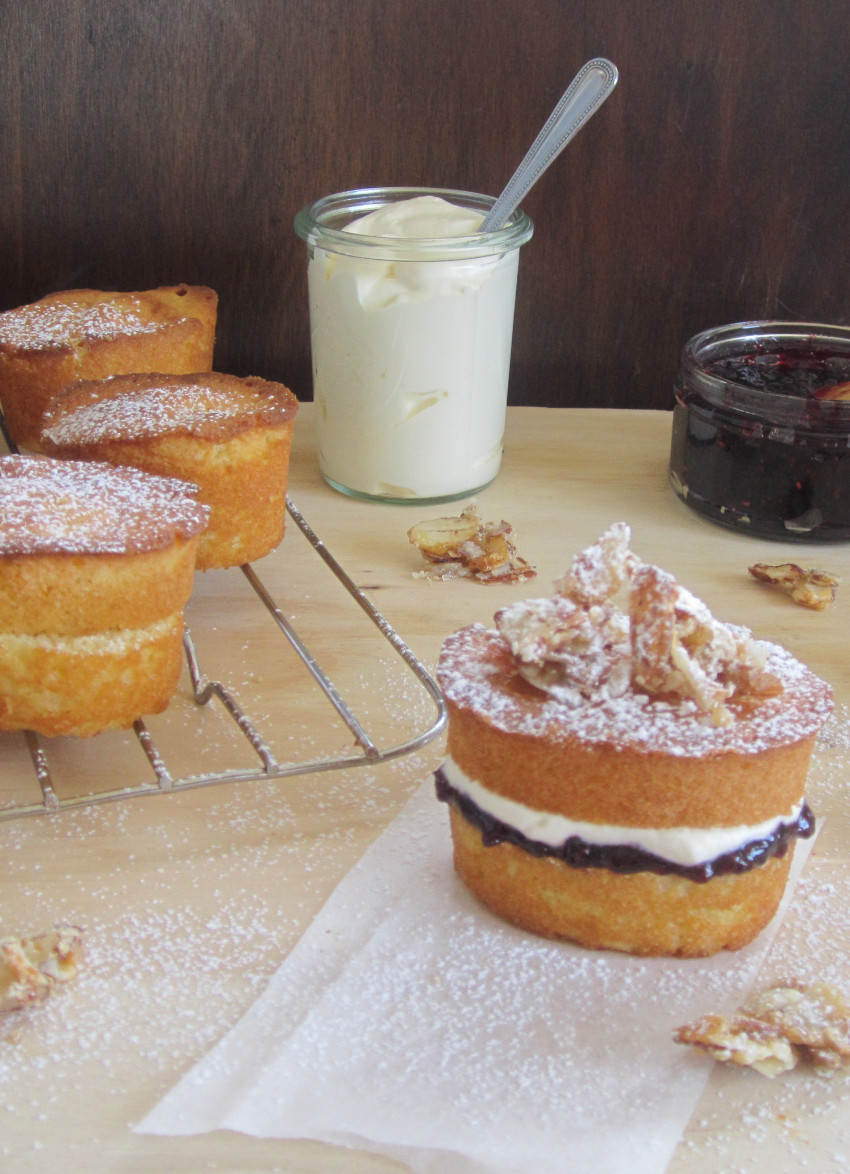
[0,284,217,450]
[436,523,833,957]
[0,455,210,737]
[42,371,299,569]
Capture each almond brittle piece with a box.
[745,982,850,1071]
[406,505,482,562]
[628,564,778,725]
[674,1012,797,1078]
[408,502,536,584]
[816,380,850,401]
[674,981,850,1078]
[749,562,840,610]
[555,521,635,606]
[0,925,83,1013]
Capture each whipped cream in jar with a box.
[294,188,533,504]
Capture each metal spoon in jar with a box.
[478,58,619,233]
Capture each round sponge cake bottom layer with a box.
[0,614,185,737]
[448,806,794,957]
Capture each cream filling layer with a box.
[441,757,802,868]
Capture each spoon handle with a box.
[479,58,619,233]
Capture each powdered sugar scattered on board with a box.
[666,717,850,1172]
[0,752,427,1166]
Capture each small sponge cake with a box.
[0,285,217,450]
[436,524,833,957]
[42,371,299,570]
[0,455,210,737]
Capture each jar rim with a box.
[294,186,534,260]
[679,320,850,428]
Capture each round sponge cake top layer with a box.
[439,623,832,761]
[0,286,217,355]
[0,455,210,557]
[43,371,298,446]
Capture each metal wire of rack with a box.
[0,492,447,821]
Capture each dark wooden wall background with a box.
[2,0,848,409]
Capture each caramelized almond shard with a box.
[629,564,678,694]
[745,982,850,1060]
[675,981,850,1078]
[817,380,850,401]
[408,502,536,584]
[462,531,511,573]
[749,562,840,610]
[0,925,83,1013]
[674,1013,797,1077]
[406,505,482,562]
[556,521,634,605]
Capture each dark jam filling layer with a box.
[706,348,850,400]
[435,768,815,884]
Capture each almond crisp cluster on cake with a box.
[435,523,833,957]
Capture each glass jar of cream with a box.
[295,187,533,504]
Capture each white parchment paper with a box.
[138,779,812,1174]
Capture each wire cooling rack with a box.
[0,491,447,821]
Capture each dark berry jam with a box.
[435,769,814,884]
[705,348,850,400]
[669,323,850,541]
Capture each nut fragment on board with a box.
[407,501,536,584]
[0,926,84,1012]
[674,981,850,1077]
[748,562,840,610]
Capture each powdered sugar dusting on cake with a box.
[42,373,297,446]
[0,295,170,350]
[438,624,831,757]
[554,520,635,605]
[0,455,210,555]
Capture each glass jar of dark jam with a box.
[669,322,850,542]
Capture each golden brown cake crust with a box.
[439,624,831,829]
[448,806,794,957]
[0,543,199,637]
[41,372,299,570]
[0,284,217,450]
